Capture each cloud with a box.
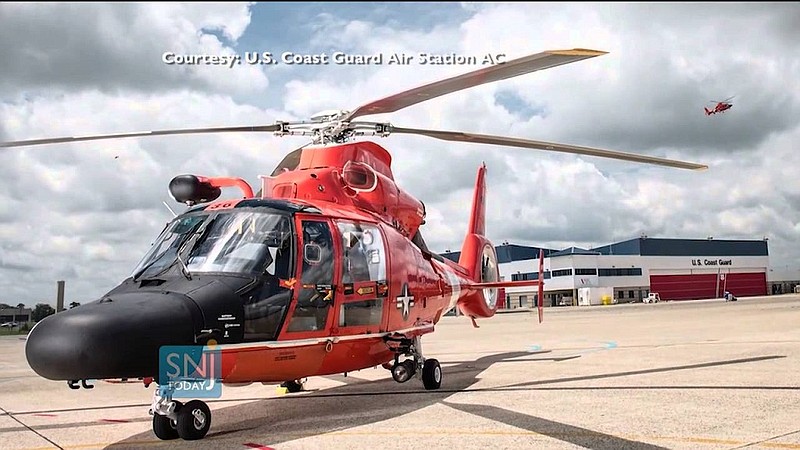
[0,3,267,97]
[1,3,798,306]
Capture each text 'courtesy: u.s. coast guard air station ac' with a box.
[162,51,507,67]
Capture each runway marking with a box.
[11,431,800,450]
[243,443,275,450]
[529,340,617,357]
[32,414,57,418]
[0,405,64,450]
[98,419,129,424]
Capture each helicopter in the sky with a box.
[705,96,735,115]
[1,48,707,441]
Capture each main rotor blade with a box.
[344,49,607,121]
[710,96,735,104]
[389,126,708,171]
[0,124,283,148]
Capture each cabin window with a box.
[336,221,386,283]
[338,299,382,327]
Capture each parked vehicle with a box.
[643,293,660,304]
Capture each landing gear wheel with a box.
[281,380,304,393]
[391,360,416,383]
[176,400,211,441]
[152,400,182,440]
[422,358,442,390]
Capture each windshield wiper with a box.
[175,252,192,280]
[173,216,219,281]
[133,219,206,282]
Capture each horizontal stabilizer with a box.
[464,280,542,289]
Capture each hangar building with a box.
[442,237,769,308]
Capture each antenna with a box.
[162,201,177,218]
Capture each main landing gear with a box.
[386,336,442,390]
[280,379,306,393]
[151,385,211,441]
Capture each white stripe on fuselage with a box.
[443,268,462,311]
[209,324,435,352]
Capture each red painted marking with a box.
[33,414,57,417]
[243,443,275,450]
[99,419,130,423]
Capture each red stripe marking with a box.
[33,414,57,417]
[243,443,275,450]
[99,419,130,423]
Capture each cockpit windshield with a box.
[131,210,293,280]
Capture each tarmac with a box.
[1,294,799,450]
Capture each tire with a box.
[153,414,179,440]
[391,360,416,383]
[176,400,211,440]
[152,400,182,440]
[422,358,442,390]
[281,380,304,393]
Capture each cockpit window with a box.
[131,215,205,279]
[186,212,291,276]
[131,210,293,279]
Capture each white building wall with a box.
[500,254,769,305]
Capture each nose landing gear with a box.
[387,335,442,390]
[151,385,212,441]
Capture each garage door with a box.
[720,272,766,297]
[650,272,767,301]
[649,274,717,301]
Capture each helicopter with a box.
[1,48,707,441]
[705,96,734,115]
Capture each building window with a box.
[512,271,552,281]
[599,268,643,277]
[575,268,597,275]
[628,290,634,298]
[617,290,624,299]
[551,269,573,277]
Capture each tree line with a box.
[0,302,81,322]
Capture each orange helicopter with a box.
[1,48,707,441]
[705,96,734,115]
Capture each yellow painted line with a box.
[21,441,164,450]
[15,430,800,449]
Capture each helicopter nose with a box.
[25,292,199,381]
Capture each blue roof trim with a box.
[549,246,602,257]
[638,238,768,256]
[437,237,768,263]
[593,238,641,255]
[439,244,558,263]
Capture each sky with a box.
[1,2,799,306]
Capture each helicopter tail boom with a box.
[456,164,501,318]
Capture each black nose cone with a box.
[25,293,199,381]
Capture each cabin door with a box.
[283,218,337,337]
[333,220,389,334]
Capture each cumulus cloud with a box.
[0,3,267,97]
[1,3,798,306]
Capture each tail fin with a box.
[704,107,712,115]
[456,163,497,318]
[466,162,487,236]
[458,163,489,281]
